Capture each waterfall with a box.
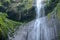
[36,0,45,18]
[28,0,57,40]
[9,0,58,40]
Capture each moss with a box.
[0,2,2,6]
[47,1,60,20]
[56,3,60,20]
[24,0,33,9]
[8,0,33,11]
[47,0,60,19]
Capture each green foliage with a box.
[0,12,22,40]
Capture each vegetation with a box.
[57,3,60,20]
[0,0,34,40]
[0,12,22,40]
[0,0,60,40]
[45,0,59,16]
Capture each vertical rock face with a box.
[0,0,34,21]
[6,0,35,21]
[0,0,59,21]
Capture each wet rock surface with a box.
[9,16,60,40]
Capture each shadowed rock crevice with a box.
[45,0,59,16]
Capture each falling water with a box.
[8,0,58,40]
[28,0,57,40]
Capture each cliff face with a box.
[0,0,59,21]
[0,0,35,21]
